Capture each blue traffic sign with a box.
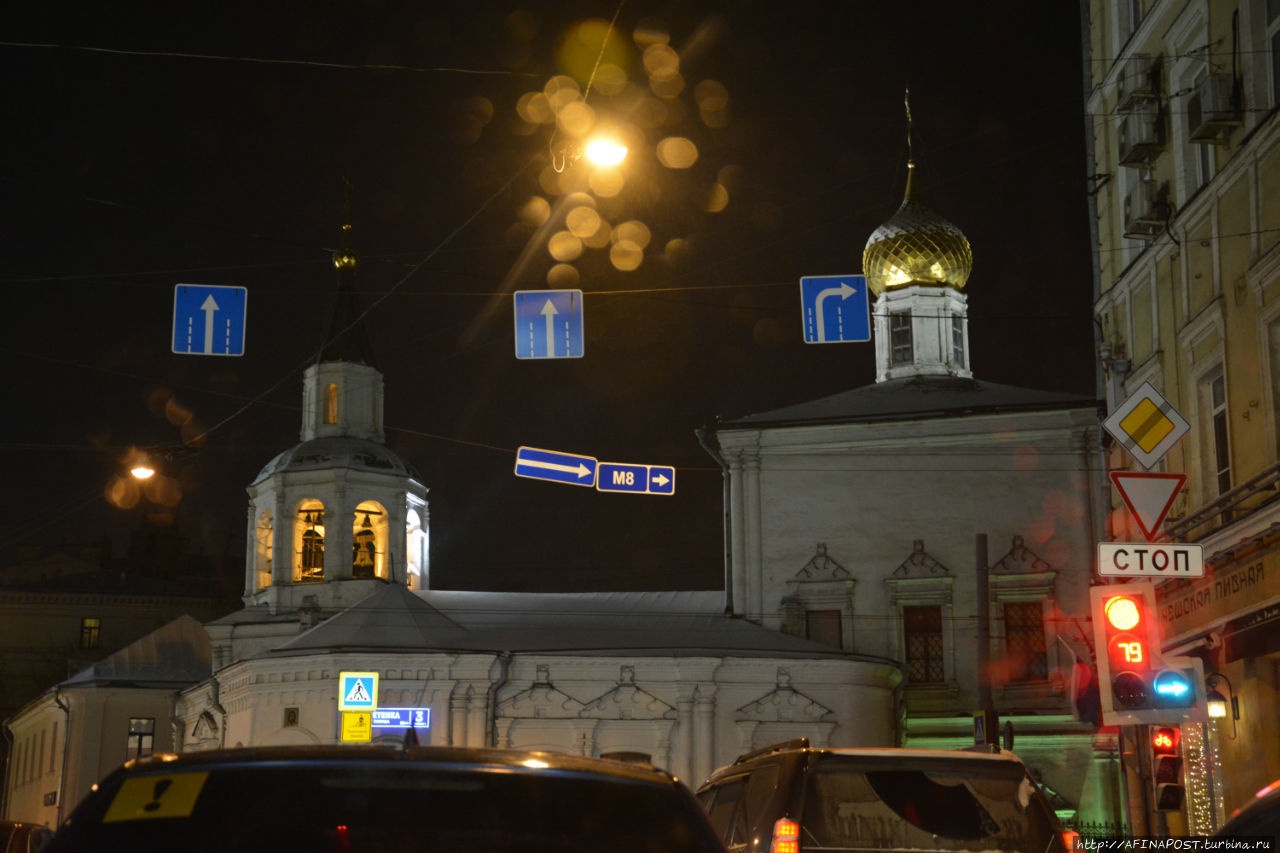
[372,707,431,729]
[338,671,378,711]
[173,284,247,356]
[596,462,676,496]
[800,275,869,344]
[515,446,597,487]
[514,289,584,359]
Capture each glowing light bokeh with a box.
[704,183,729,212]
[610,240,643,271]
[131,465,156,480]
[613,220,651,249]
[657,136,698,169]
[566,206,602,238]
[548,231,584,261]
[588,169,625,197]
[520,196,552,226]
[585,138,627,166]
[547,263,579,288]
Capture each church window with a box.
[324,383,338,424]
[126,717,155,760]
[406,509,427,590]
[951,315,965,367]
[1003,601,1048,681]
[296,500,326,582]
[352,501,388,580]
[255,511,273,590]
[805,609,843,649]
[80,617,100,649]
[890,312,913,365]
[903,605,944,683]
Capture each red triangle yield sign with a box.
[1110,471,1186,542]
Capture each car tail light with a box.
[1061,829,1080,852]
[770,817,800,853]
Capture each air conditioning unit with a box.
[1118,103,1165,169]
[1123,180,1168,240]
[1188,73,1241,144]
[1116,55,1158,111]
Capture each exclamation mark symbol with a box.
[143,778,173,812]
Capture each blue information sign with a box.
[338,672,378,711]
[800,275,869,344]
[172,284,248,356]
[596,462,676,496]
[514,446,597,487]
[514,289,584,359]
[372,707,431,729]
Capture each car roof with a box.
[703,745,1030,785]
[116,745,679,786]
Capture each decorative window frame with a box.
[884,541,958,703]
[1164,2,1213,207]
[1252,244,1280,457]
[780,544,856,651]
[1178,299,1228,508]
[988,536,1062,708]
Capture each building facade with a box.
[1085,0,1280,834]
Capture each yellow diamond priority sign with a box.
[1103,382,1190,470]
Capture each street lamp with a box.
[1205,672,1239,738]
[584,137,627,167]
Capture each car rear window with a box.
[49,761,724,853]
[800,757,1059,853]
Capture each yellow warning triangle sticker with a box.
[1110,471,1186,542]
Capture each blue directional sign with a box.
[800,275,869,344]
[515,446,597,487]
[514,289,584,359]
[596,462,676,496]
[172,284,248,356]
[372,707,431,729]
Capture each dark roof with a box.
[258,584,892,663]
[252,436,424,485]
[62,615,210,687]
[717,375,1099,429]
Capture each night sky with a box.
[1,2,1097,593]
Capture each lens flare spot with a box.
[145,475,183,508]
[664,238,692,264]
[548,230,584,261]
[704,182,729,212]
[520,196,551,226]
[633,18,670,46]
[557,100,595,137]
[695,79,728,110]
[650,71,685,98]
[1013,445,1039,472]
[583,219,612,248]
[593,63,628,95]
[589,169,625,197]
[613,220,651,249]
[517,91,555,124]
[547,263,580,288]
[107,477,140,509]
[643,43,679,78]
[566,206,601,238]
[610,240,644,271]
[657,137,698,169]
[556,21,628,84]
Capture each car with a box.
[0,820,54,853]
[1214,778,1279,844]
[45,744,728,852]
[695,738,1071,853]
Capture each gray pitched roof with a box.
[259,585,884,662]
[717,375,1099,428]
[63,614,210,687]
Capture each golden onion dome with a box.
[862,164,972,296]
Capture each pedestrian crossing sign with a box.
[338,671,378,711]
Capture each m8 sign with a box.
[1097,542,1204,579]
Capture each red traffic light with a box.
[1152,726,1180,754]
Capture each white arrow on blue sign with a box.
[514,446,597,487]
[800,275,869,344]
[514,289,584,359]
[597,462,676,496]
[172,284,248,356]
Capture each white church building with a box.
[5,157,1117,830]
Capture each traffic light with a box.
[1151,726,1185,810]
[1088,584,1207,725]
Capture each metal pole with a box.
[976,534,996,727]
